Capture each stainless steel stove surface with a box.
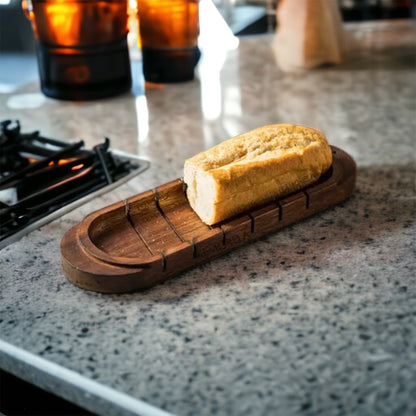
[0,119,149,248]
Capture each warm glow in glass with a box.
[23,0,129,47]
[138,0,199,49]
[136,0,200,82]
[21,0,132,100]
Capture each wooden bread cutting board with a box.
[61,146,356,293]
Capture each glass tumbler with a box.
[22,0,132,100]
[137,0,200,83]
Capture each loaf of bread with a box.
[184,124,333,225]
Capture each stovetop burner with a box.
[0,120,149,249]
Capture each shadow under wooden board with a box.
[61,146,356,293]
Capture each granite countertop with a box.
[0,19,415,416]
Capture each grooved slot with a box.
[161,252,167,271]
[124,199,154,256]
[221,227,226,246]
[249,203,280,237]
[127,190,182,253]
[279,193,308,225]
[248,214,255,233]
[153,189,185,243]
[86,200,152,259]
[304,191,310,209]
[155,179,221,243]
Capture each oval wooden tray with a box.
[61,146,356,293]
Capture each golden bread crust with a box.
[184,124,332,225]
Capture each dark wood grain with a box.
[60,146,356,293]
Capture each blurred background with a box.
[1,0,415,53]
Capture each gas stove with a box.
[0,120,149,248]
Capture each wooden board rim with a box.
[60,146,356,293]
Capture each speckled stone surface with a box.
[1,20,415,416]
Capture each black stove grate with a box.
[0,120,149,248]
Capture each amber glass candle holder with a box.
[137,0,200,83]
[22,0,132,100]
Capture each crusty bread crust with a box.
[184,124,333,225]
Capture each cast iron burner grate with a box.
[0,120,149,249]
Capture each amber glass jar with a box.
[23,0,132,100]
[137,0,200,83]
